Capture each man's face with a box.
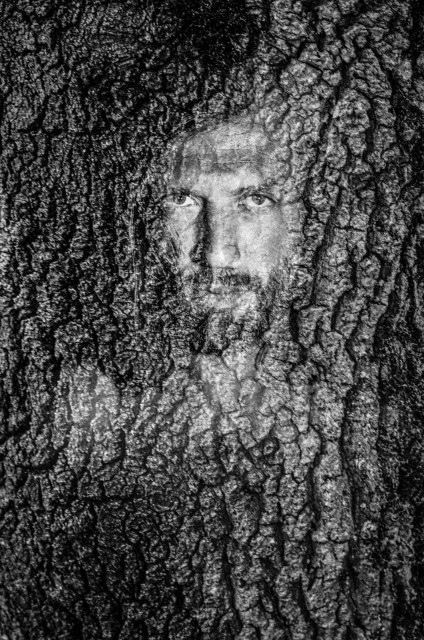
[164,122,286,338]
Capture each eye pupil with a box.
[252,194,265,205]
[173,194,187,205]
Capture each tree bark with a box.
[1,1,424,638]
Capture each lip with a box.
[205,287,244,310]
[208,285,242,297]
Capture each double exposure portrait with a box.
[2,1,424,639]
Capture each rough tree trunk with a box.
[1,1,424,639]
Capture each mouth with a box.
[180,269,263,311]
[207,283,246,304]
[208,283,242,296]
[206,287,261,315]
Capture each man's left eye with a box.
[243,194,274,208]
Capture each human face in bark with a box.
[165,123,285,313]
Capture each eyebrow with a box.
[177,158,269,172]
[229,180,280,195]
[165,182,200,195]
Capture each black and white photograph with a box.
[1,1,424,638]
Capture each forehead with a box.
[171,124,274,180]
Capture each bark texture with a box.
[1,1,424,639]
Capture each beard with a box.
[178,266,276,355]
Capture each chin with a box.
[196,294,270,355]
[178,269,277,354]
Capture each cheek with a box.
[167,211,198,251]
[239,214,283,263]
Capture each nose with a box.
[206,208,241,268]
[213,241,240,264]
[208,240,241,268]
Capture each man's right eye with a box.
[170,193,198,207]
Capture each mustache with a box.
[181,266,259,290]
[210,268,253,288]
